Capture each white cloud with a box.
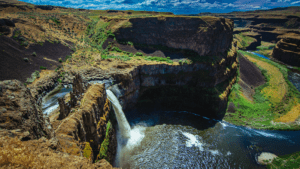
[291,0,300,4]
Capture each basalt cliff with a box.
[272,35,300,67]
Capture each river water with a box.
[120,107,300,169]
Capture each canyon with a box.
[0,1,300,168]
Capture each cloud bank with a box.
[19,0,300,14]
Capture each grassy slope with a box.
[256,41,276,58]
[267,151,300,169]
[234,33,257,50]
[224,50,300,130]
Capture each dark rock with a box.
[227,102,236,113]
[0,80,54,140]
[272,36,300,67]
[114,17,233,56]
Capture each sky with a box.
[19,0,300,14]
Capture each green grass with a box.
[101,54,131,61]
[224,51,300,130]
[26,71,40,83]
[234,33,256,50]
[39,66,47,70]
[143,56,173,64]
[267,151,300,169]
[98,121,111,162]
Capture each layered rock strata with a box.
[54,81,117,164]
[272,36,300,67]
[114,16,234,56]
[109,42,238,118]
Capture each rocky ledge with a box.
[114,16,234,56]
[272,35,300,67]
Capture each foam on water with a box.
[126,125,146,149]
[43,104,59,115]
[181,131,220,156]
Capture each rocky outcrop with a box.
[58,74,90,120]
[114,16,234,56]
[54,82,117,164]
[0,80,54,140]
[272,36,300,66]
[0,19,15,35]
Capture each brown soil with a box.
[0,35,73,82]
[238,53,266,101]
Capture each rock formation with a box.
[0,80,54,140]
[58,74,92,120]
[114,16,234,56]
[272,35,300,67]
[54,82,117,164]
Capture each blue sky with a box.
[19,0,300,14]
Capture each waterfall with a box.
[106,90,131,139]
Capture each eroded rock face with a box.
[0,80,54,140]
[55,83,117,163]
[272,37,300,66]
[115,16,234,56]
[111,42,238,118]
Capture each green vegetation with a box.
[98,121,111,162]
[39,66,47,70]
[32,52,37,57]
[23,58,29,62]
[224,51,300,130]
[135,52,143,56]
[101,54,131,61]
[50,17,61,25]
[267,151,300,169]
[26,71,40,83]
[144,56,173,64]
[83,142,93,160]
[234,33,256,50]
[85,20,110,52]
[256,41,276,58]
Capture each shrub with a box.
[40,66,47,70]
[111,46,122,52]
[135,52,143,56]
[23,58,29,62]
[32,52,37,57]
[21,41,28,46]
[127,41,133,46]
[35,71,40,78]
[83,142,93,160]
[58,58,62,63]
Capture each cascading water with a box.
[106,90,132,139]
[106,90,147,167]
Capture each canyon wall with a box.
[272,36,300,67]
[110,42,237,118]
[114,16,234,56]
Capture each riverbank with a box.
[224,50,300,130]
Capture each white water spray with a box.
[106,90,131,139]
